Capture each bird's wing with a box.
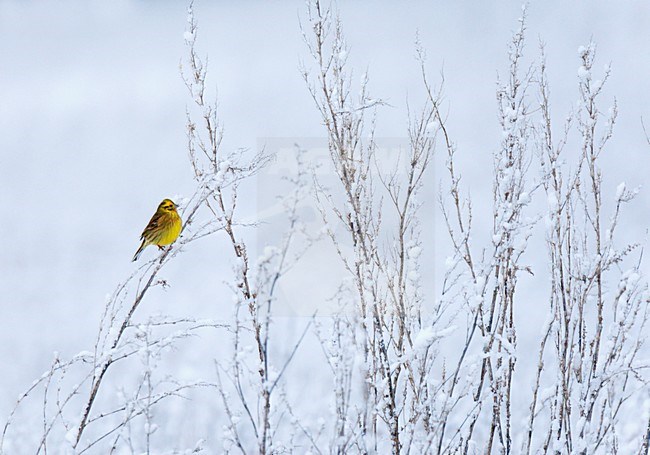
[140,212,163,240]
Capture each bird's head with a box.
[158,199,178,213]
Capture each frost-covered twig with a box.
[302,2,440,452]
[525,40,649,455]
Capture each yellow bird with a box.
[132,199,182,262]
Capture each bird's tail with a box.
[132,240,146,262]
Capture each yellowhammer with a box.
[132,199,182,262]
